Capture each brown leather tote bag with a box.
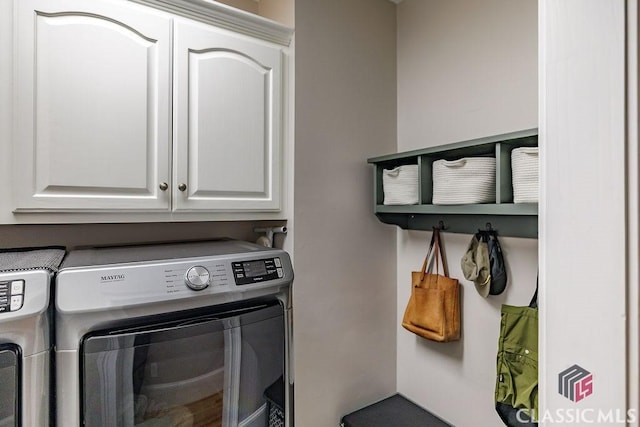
[402,228,461,342]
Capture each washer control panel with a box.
[232,258,284,285]
[0,280,24,313]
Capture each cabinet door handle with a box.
[159,182,168,191]
[178,183,187,192]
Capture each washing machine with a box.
[55,239,293,427]
[0,248,65,427]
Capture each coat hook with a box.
[438,220,446,230]
[486,222,493,231]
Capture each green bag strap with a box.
[529,276,538,309]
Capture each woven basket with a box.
[267,401,284,427]
[511,147,538,203]
[432,157,496,205]
[382,165,419,205]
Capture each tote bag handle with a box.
[419,227,449,281]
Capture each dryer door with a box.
[0,344,20,427]
[80,301,285,427]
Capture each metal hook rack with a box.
[435,221,496,233]
[398,213,537,237]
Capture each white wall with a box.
[396,1,538,425]
[214,0,294,27]
[539,1,628,425]
[0,221,287,250]
[214,0,259,15]
[397,0,537,146]
[294,0,397,425]
[627,1,640,422]
[259,0,294,28]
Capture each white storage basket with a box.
[511,147,539,203]
[432,157,496,205]
[382,165,419,205]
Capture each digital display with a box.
[232,258,281,285]
[243,260,268,278]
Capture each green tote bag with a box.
[495,285,538,426]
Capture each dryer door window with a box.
[80,302,285,427]
[0,344,20,427]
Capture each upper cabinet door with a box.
[13,0,172,211]
[173,19,283,212]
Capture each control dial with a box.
[185,266,210,291]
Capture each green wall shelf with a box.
[368,129,539,238]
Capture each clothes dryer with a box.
[55,239,293,427]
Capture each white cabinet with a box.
[14,0,172,211]
[173,19,282,211]
[11,0,289,218]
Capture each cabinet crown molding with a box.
[129,0,294,45]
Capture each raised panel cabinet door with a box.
[173,19,283,211]
[13,0,171,211]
